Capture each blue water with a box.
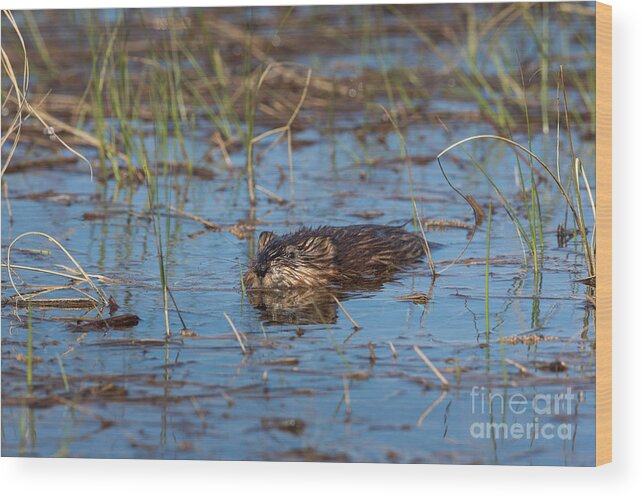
[2,3,597,465]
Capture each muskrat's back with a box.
[244,224,427,289]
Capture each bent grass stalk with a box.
[247,62,312,206]
[437,134,595,278]
[6,232,108,306]
[378,104,436,278]
[1,10,93,178]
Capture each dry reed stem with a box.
[413,345,449,389]
[256,184,287,205]
[437,134,595,277]
[169,206,220,230]
[504,358,531,375]
[388,341,398,359]
[223,312,247,355]
[332,295,361,330]
[251,62,312,205]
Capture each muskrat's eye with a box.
[287,251,297,259]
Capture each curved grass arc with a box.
[6,231,108,306]
[437,134,596,278]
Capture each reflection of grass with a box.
[485,203,492,342]
[239,260,247,298]
[26,303,33,388]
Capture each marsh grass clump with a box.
[436,95,596,282]
[1,232,137,338]
[389,3,597,282]
[1,10,92,178]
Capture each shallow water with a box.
[2,4,597,464]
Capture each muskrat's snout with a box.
[244,259,270,289]
[253,262,269,278]
[243,231,276,288]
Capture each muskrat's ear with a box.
[258,231,275,251]
[307,236,336,258]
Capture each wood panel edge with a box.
[595,0,612,467]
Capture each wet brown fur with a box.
[244,224,426,289]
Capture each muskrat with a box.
[244,224,430,290]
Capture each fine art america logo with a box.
[469,387,577,441]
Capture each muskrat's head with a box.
[244,230,337,289]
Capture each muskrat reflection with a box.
[246,288,339,326]
[246,275,408,326]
